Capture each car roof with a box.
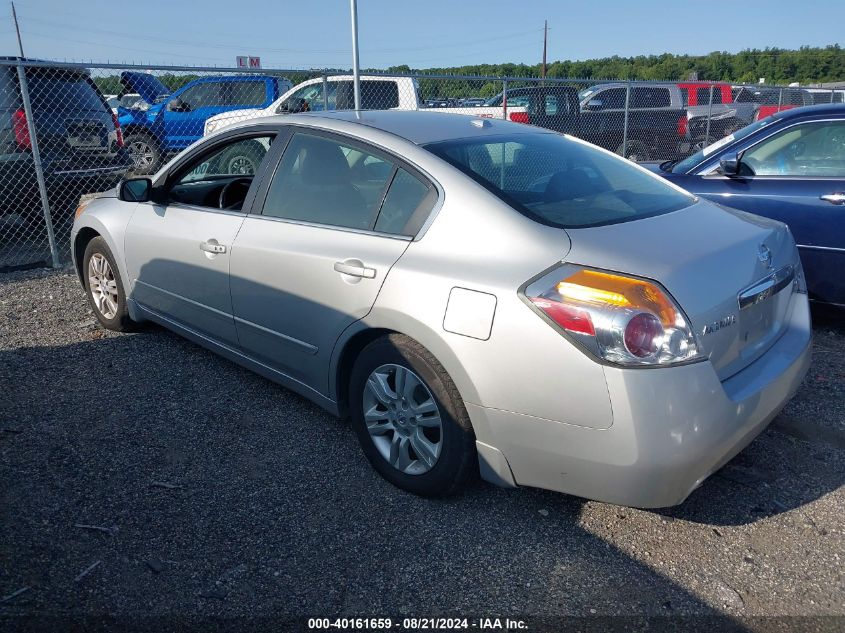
[278,110,553,145]
[774,102,845,120]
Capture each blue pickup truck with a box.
[118,72,291,174]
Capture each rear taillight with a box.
[509,111,530,124]
[677,115,688,137]
[12,109,31,150]
[524,265,702,367]
[112,112,124,148]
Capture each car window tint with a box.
[219,81,266,107]
[177,83,217,109]
[596,88,626,109]
[26,72,105,112]
[375,169,433,235]
[262,133,394,230]
[742,121,845,177]
[168,135,274,210]
[426,133,694,229]
[333,81,400,110]
[631,87,671,108]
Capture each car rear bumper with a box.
[468,295,812,508]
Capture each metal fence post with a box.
[621,80,631,158]
[777,87,783,109]
[16,61,60,268]
[322,74,329,111]
[703,84,714,146]
[501,79,508,120]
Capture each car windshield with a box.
[669,117,775,173]
[425,133,694,228]
[578,87,597,101]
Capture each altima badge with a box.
[758,244,773,269]
[702,314,737,335]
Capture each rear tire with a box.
[82,236,136,332]
[349,334,476,497]
[216,140,267,175]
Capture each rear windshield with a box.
[425,133,694,228]
[27,72,105,113]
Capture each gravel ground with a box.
[1,269,843,627]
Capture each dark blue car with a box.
[649,104,845,307]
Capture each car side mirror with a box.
[119,177,154,202]
[584,99,603,111]
[719,153,741,177]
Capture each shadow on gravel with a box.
[0,333,756,623]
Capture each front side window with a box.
[591,88,626,110]
[167,135,274,210]
[426,133,694,228]
[277,82,335,113]
[740,121,845,177]
[174,83,217,109]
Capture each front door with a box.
[124,133,277,343]
[230,129,437,395]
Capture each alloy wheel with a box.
[226,155,257,175]
[362,363,443,475]
[88,253,119,319]
[129,140,156,170]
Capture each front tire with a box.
[124,131,162,175]
[83,236,136,332]
[216,140,267,175]
[349,334,476,496]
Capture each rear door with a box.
[230,128,438,394]
[693,118,845,304]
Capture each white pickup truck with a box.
[203,75,527,135]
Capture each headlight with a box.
[523,264,702,367]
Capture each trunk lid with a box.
[564,200,798,380]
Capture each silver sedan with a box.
[71,111,812,507]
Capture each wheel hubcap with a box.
[88,253,119,319]
[227,155,256,175]
[362,363,443,475]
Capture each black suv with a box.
[0,59,131,221]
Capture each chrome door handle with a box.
[200,241,227,254]
[820,193,845,205]
[334,261,376,279]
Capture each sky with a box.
[0,0,842,70]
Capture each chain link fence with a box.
[1,58,841,271]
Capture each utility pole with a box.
[11,1,24,58]
[350,0,361,110]
[541,20,547,79]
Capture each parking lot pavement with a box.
[1,269,844,623]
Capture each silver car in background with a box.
[71,111,811,508]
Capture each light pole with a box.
[350,0,361,110]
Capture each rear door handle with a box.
[200,240,227,254]
[820,192,845,205]
[334,261,376,279]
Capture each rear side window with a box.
[426,133,694,228]
[375,169,435,235]
[631,87,671,108]
[262,132,393,230]
[335,81,399,110]
[27,72,105,112]
[219,81,267,107]
[594,88,626,109]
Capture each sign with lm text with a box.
[236,56,262,69]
